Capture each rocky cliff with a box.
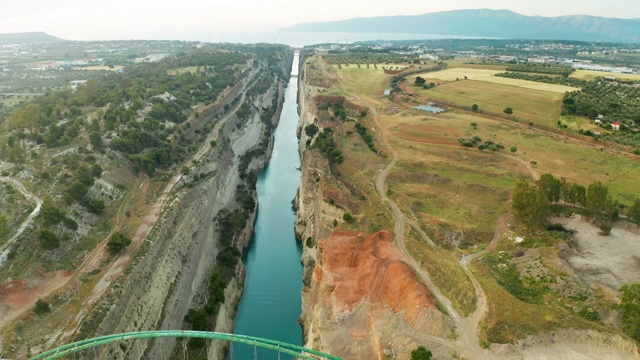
[54,54,293,360]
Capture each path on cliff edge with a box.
[363,98,493,359]
[325,64,497,357]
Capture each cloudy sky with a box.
[1,0,638,41]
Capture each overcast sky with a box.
[1,0,639,41]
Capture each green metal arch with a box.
[30,330,342,360]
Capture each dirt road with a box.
[0,177,43,267]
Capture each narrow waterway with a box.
[231,52,303,359]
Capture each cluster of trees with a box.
[63,165,105,214]
[506,63,574,77]
[4,46,288,177]
[414,76,436,89]
[457,136,505,152]
[354,122,376,152]
[311,127,344,164]
[512,173,636,231]
[330,102,348,121]
[620,283,640,343]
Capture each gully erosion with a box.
[0,49,294,359]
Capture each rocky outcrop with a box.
[304,230,449,359]
[61,57,291,360]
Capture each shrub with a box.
[107,232,132,253]
[34,299,51,315]
[411,346,432,360]
[39,228,60,249]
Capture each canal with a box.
[231,52,303,359]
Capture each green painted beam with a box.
[30,330,342,360]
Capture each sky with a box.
[1,0,639,41]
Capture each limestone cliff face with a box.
[70,54,292,360]
[295,54,451,360]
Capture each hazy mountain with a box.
[281,9,640,44]
[0,32,65,45]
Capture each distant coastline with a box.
[190,31,497,47]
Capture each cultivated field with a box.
[417,80,564,126]
[419,68,580,93]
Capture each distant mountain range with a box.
[281,9,640,44]
[0,32,65,45]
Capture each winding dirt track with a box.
[324,61,538,358]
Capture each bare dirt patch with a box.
[558,215,640,293]
[0,270,72,329]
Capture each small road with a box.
[0,177,43,268]
[327,64,506,358]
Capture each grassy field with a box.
[417,80,564,127]
[418,68,580,93]
[571,70,640,81]
[329,64,392,96]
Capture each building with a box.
[611,121,622,131]
[413,105,444,114]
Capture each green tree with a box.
[66,182,88,202]
[86,197,105,214]
[470,122,477,129]
[471,104,479,112]
[39,228,60,249]
[566,183,587,206]
[40,199,65,225]
[304,123,319,137]
[414,76,426,86]
[504,107,514,114]
[627,199,640,224]
[92,163,103,178]
[107,232,132,253]
[89,132,103,150]
[586,181,617,221]
[34,299,51,315]
[510,146,517,153]
[411,346,432,360]
[536,173,563,203]
[77,166,95,186]
[512,180,549,229]
[620,283,640,342]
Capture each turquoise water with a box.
[230,54,303,359]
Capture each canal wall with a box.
[76,51,293,360]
